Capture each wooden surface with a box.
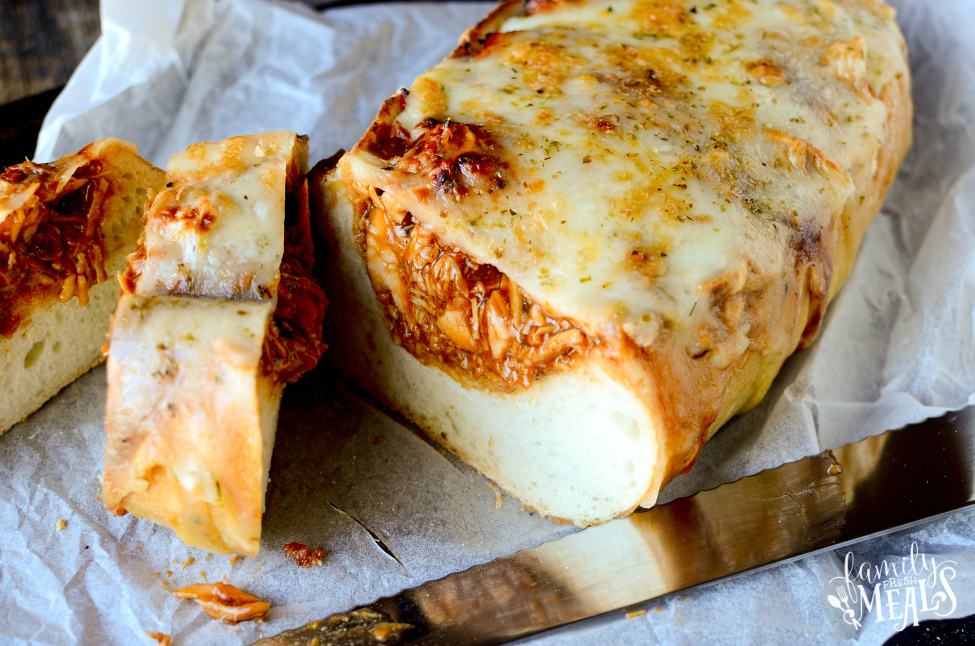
[0,0,358,107]
[0,0,100,106]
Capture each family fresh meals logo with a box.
[827,542,958,631]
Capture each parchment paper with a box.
[3,0,975,644]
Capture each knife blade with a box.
[250,407,975,646]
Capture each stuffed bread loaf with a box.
[103,131,328,556]
[312,0,912,526]
[0,139,165,434]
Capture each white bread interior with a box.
[0,278,120,433]
[0,143,164,434]
[313,169,665,525]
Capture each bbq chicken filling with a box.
[0,156,112,338]
[357,192,591,391]
[261,179,329,384]
[346,104,596,391]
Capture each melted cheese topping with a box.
[345,0,906,349]
[138,131,308,300]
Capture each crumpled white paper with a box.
[4,0,974,644]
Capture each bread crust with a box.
[635,70,911,488]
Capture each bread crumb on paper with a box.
[229,556,243,566]
[181,557,195,569]
[146,632,171,645]
[284,542,326,568]
[488,483,503,509]
[56,518,67,531]
[625,609,647,619]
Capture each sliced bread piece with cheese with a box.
[103,131,328,556]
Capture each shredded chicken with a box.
[360,196,589,391]
[260,179,328,384]
[171,582,270,624]
[0,156,109,337]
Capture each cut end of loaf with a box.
[312,167,666,527]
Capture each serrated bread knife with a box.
[251,408,975,646]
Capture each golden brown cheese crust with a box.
[122,177,329,386]
[136,133,309,300]
[337,0,911,514]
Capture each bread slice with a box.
[105,295,281,557]
[0,139,165,434]
[310,0,912,526]
[103,132,327,556]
